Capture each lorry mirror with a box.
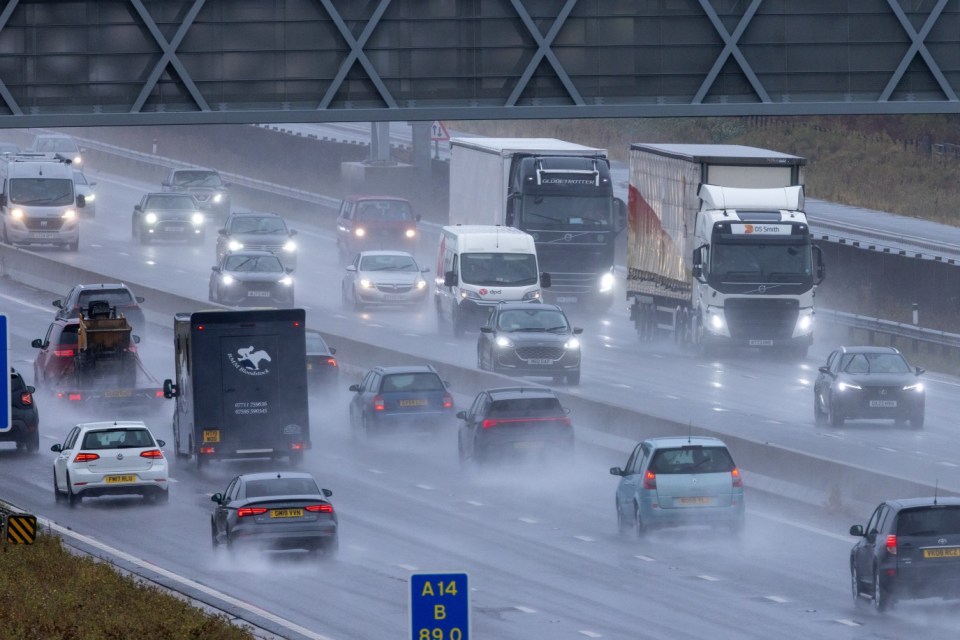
[161,181,170,188]
[540,272,551,289]
[31,338,43,349]
[132,335,141,344]
[162,379,178,399]
[692,265,704,281]
[76,194,86,208]
[443,271,457,288]
[415,214,422,223]
[0,193,6,207]
[813,245,826,284]
[322,488,333,498]
[211,493,222,504]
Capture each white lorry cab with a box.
[1,153,84,251]
[435,225,550,336]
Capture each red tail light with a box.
[326,357,338,368]
[482,418,498,429]
[642,470,657,490]
[886,534,898,555]
[290,442,305,450]
[373,395,385,411]
[20,391,33,405]
[443,394,453,409]
[140,449,163,459]
[155,389,165,398]
[305,504,334,513]
[74,452,100,463]
[68,393,82,401]
[731,467,743,488]
[237,507,268,518]
[482,416,569,429]
[199,446,215,455]
[54,349,75,357]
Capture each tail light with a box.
[54,349,75,357]
[155,389,165,398]
[305,504,334,513]
[237,507,268,518]
[326,357,338,368]
[885,535,898,555]
[481,419,498,429]
[20,391,33,405]
[642,470,657,490]
[443,394,453,409]
[482,416,568,429]
[731,467,744,488]
[140,449,163,459]
[68,393,82,401]
[373,395,385,411]
[199,446,215,455]
[74,452,100,462]
[290,442,305,451]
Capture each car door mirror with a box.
[212,266,221,273]
[444,271,457,288]
[415,213,422,222]
[161,181,170,188]
[480,326,493,334]
[134,204,142,211]
[818,366,831,375]
[50,444,62,453]
[211,493,223,504]
[25,385,35,394]
[349,383,361,392]
[136,296,145,303]
[218,228,227,236]
[156,439,166,447]
[609,467,623,476]
[849,524,864,537]
[329,347,337,355]
[916,367,925,375]
[52,299,63,309]
[456,410,467,420]
[346,265,357,272]
[290,229,298,236]
[322,488,333,498]
[573,327,583,335]
[31,338,43,349]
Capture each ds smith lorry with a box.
[448,138,625,309]
[163,308,310,468]
[627,144,825,356]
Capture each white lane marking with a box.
[711,407,728,412]
[612,383,631,389]
[0,292,54,313]
[937,461,959,468]
[835,619,861,627]
[402,333,421,337]
[465,500,484,507]
[634,554,656,562]
[879,446,897,453]
[397,563,419,571]
[764,595,789,603]
[518,517,538,524]
[514,606,537,614]
[43,520,337,640]
[697,574,721,581]
[665,395,680,400]
[578,631,603,638]
[415,484,435,491]
[367,468,384,474]
[573,535,595,543]
[765,420,782,425]
[752,511,851,543]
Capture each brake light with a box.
[443,394,453,409]
[290,442,305,450]
[886,534,898,555]
[326,357,338,367]
[20,391,33,405]
[642,470,657,489]
[481,416,569,429]
[237,507,268,518]
[199,446,215,455]
[54,349,75,357]
[74,452,100,462]
[155,389,165,398]
[481,419,497,429]
[305,504,334,513]
[373,395,385,411]
[140,449,163,459]
[68,393,82,401]
[731,467,744,488]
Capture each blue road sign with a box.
[1,313,9,432]
[410,572,469,640]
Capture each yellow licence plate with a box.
[270,509,303,518]
[104,389,132,398]
[203,430,220,443]
[399,399,427,407]
[306,363,313,370]
[679,496,712,506]
[105,475,136,484]
[923,547,960,559]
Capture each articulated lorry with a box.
[627,144,825,356]
[448,138,625,309]
[163,308,310,468]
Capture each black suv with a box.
[850,497,960,611]
[456,387,573,465]
[477,302,583,385]
[54,283,146,338]
[2,368,39,452]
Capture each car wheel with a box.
[851,563,864,606]
[873,568,888,612]
[457,432,467,466]
[813,393,828,426]
[323,535,339,559]
[633,502,646,537]
[828,397,845,428]
[190,232,205,245]
[616,499,632,536]
[131,219,138,239]
[566,370,581,386]
[452,308,466,338]
[153,489,169,504]
[139,230,151,245]
[210,518,221,548]
[361,414,375,438]
[67,473,82,507]
[341,283,350,310]
[909,411,924,430]
[25,432,40,453]
[351,288,364,312]
[67,240,79,252]
[53,470,65,503]
[289,450,304,466]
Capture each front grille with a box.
[24,217,64,231]
[724,298,798,340]
[545,272,597,294]
[193,194,211,202]
[157,220,189,232]
[515,346,564,360]
[864,386,903,399]
[244,243,284,253]
[376,283,412,293]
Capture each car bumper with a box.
[883,563,960,600]
[219,289,294,306]
[476,433,574,461]
[0,417,38,443]
[143,223,204,239]
[834,393,924,419]
[493,350,581,376]
[230,522,337,549]
[70,466,169,498]
[356,286,429,305]
[370,410,454,430]
[639,494,745,528]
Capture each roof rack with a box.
[3,152,73,165]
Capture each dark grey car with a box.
[209,251,294,308]
[216,212,298,270]
[162,168,230,218]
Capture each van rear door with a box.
[219,334,281,451]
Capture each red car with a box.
[32,319,81,388]
[335,195,419,262]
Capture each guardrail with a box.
[817,308,960,352]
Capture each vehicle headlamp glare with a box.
[213,193,223,203]
[710,313,724,331]
[280,276,293,286]
[405,229,416,238]
[903,383,924,392]
[359,279,375,289]
[599,272,615,293]
[415,279,427,290]
[565,337,581,350]
[837,381,862,391]
[495,336,514,348]
[11,208,23,220]
[85,193,95,202]
[191,212,204,225]
[62,209,76,220]
[145,212,158,224]
[227,240,244,252]
[222,275,235,285]
[354,228,366,237]
[283,240,296,252]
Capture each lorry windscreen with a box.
[461,253,538,287]
[710,242,811,283]
[10,178,74,206]
[519,195,612,229]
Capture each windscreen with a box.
[81,429,154,449]
[649,446,736,474]
[519,195,612,228]
[710,242,811,282]
[34,138,78,153]
[381,373,444,392]
[360,254,418,272]
[356,200,412,222]
[173,171,222,187]
[497,308,568,331]
[145,195,196,210]
[224,255,284,273]
[230,216,287,234]
[245,477,319,498]
[9,178,74,206]
[897,506,960,535]
[839,353,911,374]
[461,253,538,287]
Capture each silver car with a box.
[72,170,96,218]
[341,250,429,310]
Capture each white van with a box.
[435,225,550,336]
[1,153,84,251]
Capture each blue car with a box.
[610,436,745,535]
[348,365,454,437]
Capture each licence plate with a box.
[749,340,774,346]
[515,441,544,450]
[270,509,303,518]
[105,475,136,484]
[399,399,427,407]
[306,363,313,370]
[526,358,554,365]
[869,400,897,407]
[678,496,712,506]
[384,294,407,302]
[247,290,270,297]
[556,296,578,303]
[166,226,184,232]
[103,389,132,398]
[32,231,58,238]
[203,430,220,443]
[923,547,960,558]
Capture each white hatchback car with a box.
[341,250,429,310]
[51,421,169,506]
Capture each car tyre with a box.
[153,489,170,504]
[25,432,40,453]
[908,411,924,430]
[873,568,888,612]
[566,370,581,386]
[361,414,375,438]
[210,518,221,548]
[53,470,66,503]
[131,219,138,239]
[452,307,465,338]
[616,500,632,536]
[67,239,79,252]
[828,398,845,428]
[851,564,864,607]
[633,502,646,537]
[813,393,828,426]
[140,230,151,245]
[289,450,304,466]
[351,288,364,312]
[67,473,82,507]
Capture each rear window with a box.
[58,326,79,346]
[81,428,154,449]
[488,397,562,417]
[305,333,329,353]
[897,506,960,535]
[381,373,443,392]
[649,446,735,475]
[10,372,24,392]
[245,477,319,498]
[78,290,134,308]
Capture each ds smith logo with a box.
[227,345,272,376]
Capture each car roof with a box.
[485,386,558,400]
[238,471,317,482]
[225,250,277,258]
[173,167,219,174]
[885,497,960,509]
[145,191,197,198]
[358,250,415,258]
[77,420,149,430]
[372,365,438,375]
[74,283,133,291]
[229,211,283,218]
[645,436,729,449]
[496,302,562,312]
[343,195,410,203]
[837,345,901,355]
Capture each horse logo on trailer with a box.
[228,345,272,376]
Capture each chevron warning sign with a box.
[4,514,37,544]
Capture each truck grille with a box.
[515,346,564,360]
[24,217,65,231]
[724,298,798,340]
[545,272,597,294]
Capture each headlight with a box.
[405,229,416,238]
[460,289,481,300]
[354,228,366,237]
[213,193,223,203]
[565,337,581,350]
[191,212,204,225]
[522,290,541,301]
[283,240,297,253]
[279,276,293,286]
[85,193,95,202]
[62,209,76,220]
[11,208,23,220]
[227,240,244,252]
[222,274,235,285]
[837,381,862,391]
[710,313,724,331]
[145,212,158,224]
[599,271,615,293]
[903,383,924,392]
[495,336,514,348]
[359,279,375,289]
[793,309,814,337]
[415,279,427,290]
[73,156,82,165]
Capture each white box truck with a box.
[448,138,625,309]
[435,225,549,336]
[627,144,824,356]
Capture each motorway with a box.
[0,156,959,638]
